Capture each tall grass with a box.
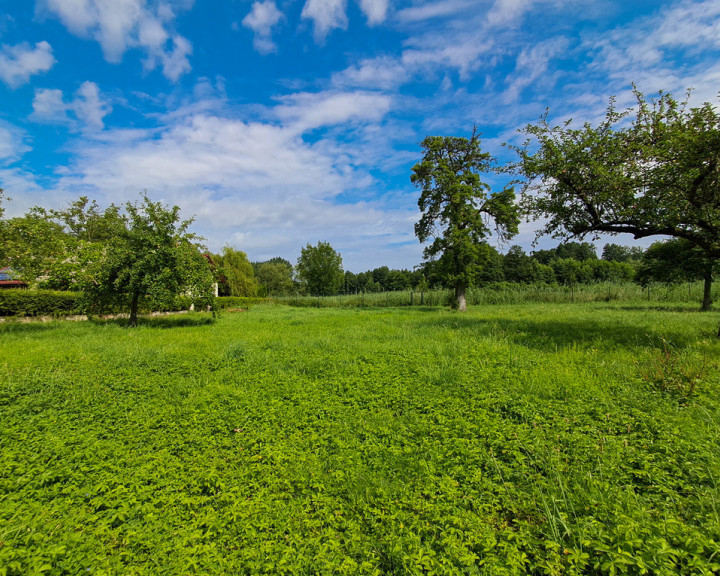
[277,281,718,308]
[1,304,720,573]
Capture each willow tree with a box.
[412,129,520,311]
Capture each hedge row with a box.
[0,290,83,317]
[0,291,207,317]
[215,296,270,309]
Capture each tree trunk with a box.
[129,290,140,327]
[455,282,467,312]
[701,264,713,311]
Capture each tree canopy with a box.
[296,241,344,296]
[637,239,716,310]
[412,128,520,310]
[255,260,294,296]
[82,194,215,326]
[513,89,720,263]
[215,247,257,297]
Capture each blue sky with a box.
[0,0,719,271]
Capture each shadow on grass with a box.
[0,319,70,333]
[420,314,697,352]
[616,305,711,313]
[90,314,216,329]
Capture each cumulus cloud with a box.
[0,41,55,88]
[301,0,348,41]
[38,0,192,80]
[300,0,388,40]
[31,82,112,131]
[242,1,284,54]
[332,56,409,90]
[46,87,413,269]
[357,0,388,25]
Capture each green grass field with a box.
[2,303,720,575]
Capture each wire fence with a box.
[273,281,719,309]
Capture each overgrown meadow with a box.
[2,303,720,575]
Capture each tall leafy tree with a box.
[0,214,71,287]
[601,243,644,263]
[82,194,215,326]
[215,247,258,297]
[412,128,520,310]
[255,260,294,296]
[296,241,344,296]
[513,88,719,308]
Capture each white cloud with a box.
[74,82,112,129]
[503,39,567,103]
[586,0,720,98]
[332,56,409,90]
[38,0,192,80]
[0,122,30,165]
[242,1,284,54]
[31,88,69,125]
[0,41,55,88]
[274,91,392,132]
[301,0,348,41]
[31,82,112,131]
[44,88,415,269]
[396,0,475,23]
[357,0,388,25]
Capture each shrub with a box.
[0,289,82,317]
[215,296,270,309]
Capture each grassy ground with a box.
[1,303,720,575]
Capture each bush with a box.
[0,289,82,317]
[215,296,270,309]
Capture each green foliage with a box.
[602,244,644,263]
[280,281,720,308]
[215,246,258,297]
[637,240,713,286]
[636,239,716,310]
[215,296,270,309]
[1,304,719,574]
[39,196,125,243]
[534,242,597,264]
[255,260,294,296]
[296,241,344,296]
[0,214,75,288]
[81,194,215,326]
[412,128,520,309]
[0,289,81,316]
[637,338,707,402]
[514,88,720,260]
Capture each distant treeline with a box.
[242,242,641,297]
[342,242,640,294]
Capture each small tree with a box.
[296,241,344,296]
[412,128,520,310]
[82,194,215,326]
